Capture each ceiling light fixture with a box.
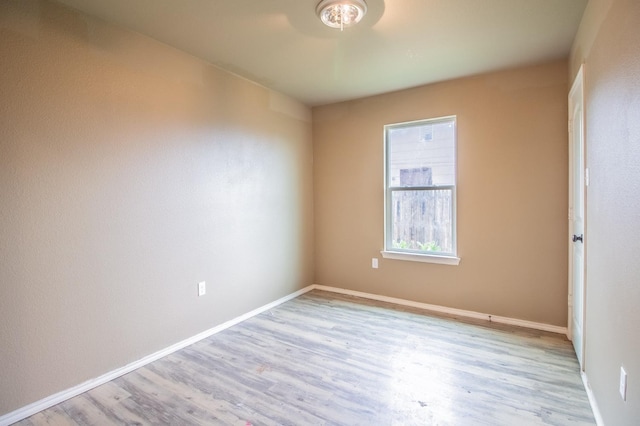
[316,0,368,31]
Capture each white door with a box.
[568,66,586,369]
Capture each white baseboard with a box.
[0,285,315,426]
[311,285,568,335]
[1,283,570,425]
[581,371,604,426]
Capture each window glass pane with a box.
[390,189,453,254]
[388,119,455,187]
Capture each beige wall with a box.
[570,0,640,424]
[0,0,313,416]
[313,60,569,326]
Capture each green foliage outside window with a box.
[392,240,441,252]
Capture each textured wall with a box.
[313,60,569,326]
[0,0,313,416]
[570,0,640,424]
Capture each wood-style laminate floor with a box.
[16,291,595,425]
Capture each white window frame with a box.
[381,116,460,266]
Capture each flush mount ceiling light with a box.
[316,0,368,31]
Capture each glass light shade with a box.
[316,0,367,30]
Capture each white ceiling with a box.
[54,0,588,106]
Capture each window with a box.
[383,116,459,265]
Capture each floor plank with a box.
[15,290,595,425]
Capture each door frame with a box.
[568,64,586,369]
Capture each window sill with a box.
[380,250,461,266]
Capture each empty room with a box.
[1,0,638,425]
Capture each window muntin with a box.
[385,116,457,258]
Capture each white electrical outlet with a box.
[372,258,379,269]
[620,366,627,401]
[585,168,590,186]
[198,281,206,296]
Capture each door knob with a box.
[572,234,583,243]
